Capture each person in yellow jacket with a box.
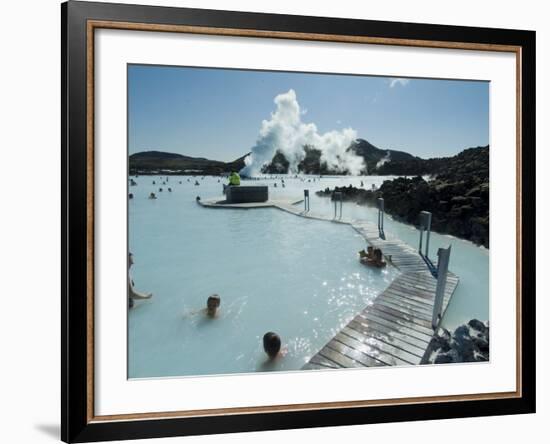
[228,171,241,186]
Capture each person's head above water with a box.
[263,332,281,359]
[206,294,221,317]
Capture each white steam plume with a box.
[240,89,364,176]
[376,151,391,169]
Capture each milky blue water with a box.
[128,174,489,378]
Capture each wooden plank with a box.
[382,289,435,310]
[307,354,341,370]
[370,303,434,330]
[347,318,428,351]
[330,334,409,366]
[361,307,435,337]
[337,328,415,364]
[389,281,454,304]
[375,298,434,322]
[342,324,424,361]
[389,282,438,301]
[358,312,433,343]
[330,335,390,367]
[318,344,365,368]
[399,273,459,291]
[377,295,434,319]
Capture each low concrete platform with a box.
[198,197,303,209]
[225,185,268,203]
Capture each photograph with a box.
[127,64,490,379]
[58,1,536,441]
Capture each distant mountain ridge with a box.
[349,139,416,165]
[129,140,487,177]
[129,151,248,175]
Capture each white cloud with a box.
[389,78,410,88]
[240,89,364,176]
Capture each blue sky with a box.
[128,64,489,162]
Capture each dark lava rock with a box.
[316,146,489,246]
[423,319,489,364]
[468,319,488,334]
[316,174,489,247]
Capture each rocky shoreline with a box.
[316,146,489,247]
[423,319,489,364]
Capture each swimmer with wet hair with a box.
[263,332,282,359]
[149,192,157,199]
[206,294,221,317]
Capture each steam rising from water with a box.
[376,151,391,169]
[240,90,365,176]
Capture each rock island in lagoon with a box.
[127,65,489,378]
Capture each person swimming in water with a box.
[183,294,221,319]
[149,192,157,199]
[359,246,386,267]
[206,294,221,318]
[359,246,374,263]
[263,332,283,360]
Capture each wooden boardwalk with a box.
[303,271,459,369]
[198,197,459,369]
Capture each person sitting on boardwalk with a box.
[128,252,152,308]
[263,332,282,360]
[228,171,241,187]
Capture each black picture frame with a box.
[62,1,536,442]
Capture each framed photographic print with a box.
[61,1,536,442]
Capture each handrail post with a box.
[418,211,432,258]
[304,189,310,212]
[424,212,432,258]
[432,245,451,329]
[333,191,342,219]
[376,198,385,237]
